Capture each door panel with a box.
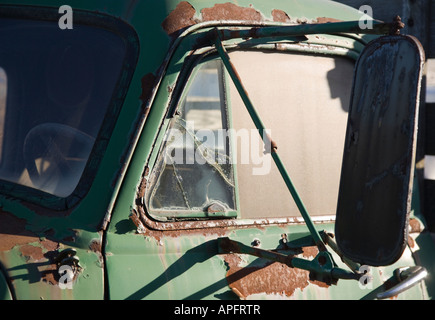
[105,45,429,300]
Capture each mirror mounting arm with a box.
[321,231,361,273]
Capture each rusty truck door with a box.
[104,22,434,300]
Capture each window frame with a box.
[145,56,239,220]
[0,5,139,211]
[139,27,364,229]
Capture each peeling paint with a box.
[162,1,198,36]
[89,239,102,254]
[223,249,328,299]
[409,218,422,233]
[14,243,62,287]
[224,254,308,298]
[408,235,415,248]
[161,2,287,37]
[271,9,291,23]
[316,17,343,24]
[19,240,59,262]
[201,3,263,22]
[135,204,334,244]
[19,245,45,262]
[0,211,39,252]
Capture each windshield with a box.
[0,18,126,197]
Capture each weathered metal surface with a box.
[162,1,198,36]
[335,35,425,266]
[106,0,433,300]
[218,237,360,285]
[0,205,105,299]
[0,265,12,300]
[0,0,433,301]
[222,248,323,299]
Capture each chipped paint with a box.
[19,241,59,262]
[0,211,39,252]
[162,1,198,36]
[271,9,291,23]
[409,218,423,233]
[160,2,317,37]
[135,203,334,241]
[201,3,263,22]
[316,17,343,24]
[223,245,328,299]
[224,254,309,298]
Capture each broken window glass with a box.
[146,60,237,219]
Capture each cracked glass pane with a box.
[147,60,236,218]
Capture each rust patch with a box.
[161,1,198,36]
[309,279,330,288]
[201,3,262,22]
[135,204,315,243]
[19,240,59,261]
[301,246,318,259]
[136,206,233,241]
[407,235,415,248]
[19,245,44,262]
[271,9,291,23]
[0,209,75,286]
[316,17,343,24]
[409,218,421,233]
[0,211,39,252]
[40,249,64,286]
[40,265,58,285]
[137,177,148,199]
[18,242,61,286]
[224,254,310,298]
[89,239,102,253]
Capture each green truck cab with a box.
[0,0,434,300]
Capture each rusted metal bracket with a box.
[389,16,405,35]
[218,237,360,285]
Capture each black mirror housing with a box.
[335,35,425,266]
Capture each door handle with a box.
[376,266,427,299]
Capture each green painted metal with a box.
[218,237,360,283]
[0,0,433,301]
[0,267,12,300]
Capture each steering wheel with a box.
[23,123,95,194]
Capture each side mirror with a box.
[335,35,425,266]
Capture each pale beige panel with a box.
[228,51,354,218]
